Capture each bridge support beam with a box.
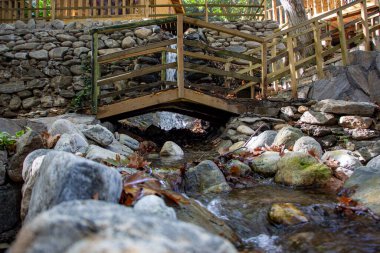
[177,14,185,98]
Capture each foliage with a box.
[0,129,28,151]
[70,56,92,111]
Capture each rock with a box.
[25,152,122,222]
[85,144,126,162]
[98,48,123,55]
[56,34,77,42]
[339,116,373,129]
[8,131,44,182]
[73,47,90,56]
[106,139,134,157]
[313,99,377,116]
[351,129,379,140]
[225,160,251,176]
[0,151,6,185]
[217,140,232,154]
[236,125,255,135]
[54,133,88,153]
[293,136,323,157]
[0,81,25,94]
[251,151,281,176]
[344,165,380,215]
[49,47,69,59]
[368,155,380,167]
[368,70,380,104]
[280,106,296,120]
[49,119,85,139]
[104,38,120,48]
[51,19,65,29]
[160,141,184,156]
[299,110,337,125]
[13,43,40,51]
[269,203,308,225]
[245,130,277,151]
[134,27,153,39]
[10,200,237,253]
[346,65,370,95]
[9,96,22,111]
[273,126,304,149]
[29,50,48,60]
[225,45,247,53]
[0,183,21,242]
[228,141,245,152]
[0,44,9,53]
[119,133,140,150]
[274,152,332,187]
[321,150,362,170]
[81,124,114,147]
[0,118,23,135]
[185,160,231,194]
[121,36,136,48]
[134,195,176,220]
[355,142,380,163]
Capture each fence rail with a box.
[0,0,265,23]
[90,0,379,115]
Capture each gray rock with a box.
[321,150,362,170]
[351,129,379,140]
[10,200,237,253]
[313,99,377,116]
[25,152,122,222]
[347,65,370,95]
[13,43,40,51]
[0,151,7,185]
[49,119,86,139]
[251,151,281,176]
[225,45,247,53]
[225,160,251,176]
[8,131,44,182]
[54,133,89,153]
[0,44,9,53]
[121,36,136,48]
[29,49,49,60]
[51,19,65,29]
[81,124,114,146]
[0,118,23,135]
[49,47,69,59]
[185,160,231,194]
[56,34,77,42]
[106,140,134,157]
[236,125,255,135]
[73,47,90,56]
[134,195,176,220]
[368,155,380,167]
[299,110,337,125]
[134,27,153,39]
[0,81,25,94]
[15,52,28,59]
[273,126,304,149]
[0,183,21,241]
[293,136,323,157]
[104,38,120,48]
[348,50,377,70]
[355,141,380,162]
[245,130,277,151]
[339,116,373,129]
[9,96,22,111]
[160,141,184,156]
[85,144,126,162]
[119,133,140,150]
[368,70,380,104]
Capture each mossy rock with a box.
[274,152,332,187]
[268,203,308,225]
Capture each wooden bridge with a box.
[90,0,379,121]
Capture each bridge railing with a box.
[90,0,378,114]
[0,0,264,23]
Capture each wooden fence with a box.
[0,0,265,23]
[90,0,379,116]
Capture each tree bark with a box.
[280,0,314,57]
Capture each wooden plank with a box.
[108,0,111,15]
[287,35,297,99]
[184,63,260,82]
[98,39,177,63]
[98,62,178,85]
[261,43,268,99]
[312,21,324,79]
[360,0,370,51]
[51,0,56,20]
[97,89,180,119]
[122,0,126,15]
[205,0,209,22]
[28,0,32,18]
[92,32,100,114]
[337,9,348,65]
[237,63,261,74]
[177,14,184,98]
[184,40,261,64]
[161,51,166,82]
[183,16,264,43]
[20,0,25,20]
[230,81,258,94]
[167,48,229,63]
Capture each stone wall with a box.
[0,19,279,118]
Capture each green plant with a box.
[70,56,92,111]
[0,129,27,151]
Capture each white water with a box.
[166,44,177,82]
[243,234,283,253]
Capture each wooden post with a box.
[145,0,149,18]
[312,21,324,79]
[28,0,32,19]
[264,0,267,20]
[51,0,56,20]
[177,14,184,98]
[287,34,297,99]
[279,6,283,25]
[224,62,231,88]
[161,51,166,82]
[337,9,348,65]
[122,0,126,15]
[261,43,268,99]
[249,61,255,98]
[205,0,208,22]
[271,38,279,92]
[92,32,100,114]
[360,0,370,51]
[272,0,278,22]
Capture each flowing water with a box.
[166,44,177,82]
[147,149,380,253]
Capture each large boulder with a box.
[250,151,281,177]
[274,152,332,187]
[272,126,304,149]
[25,152,122,222]
[81,124,114,147]
[160,141,184,156]
[8,131,44,182]
[245,130,277,151]
[9,200,237,253]
[185,160,231,194]
[312,99,377,116]
[48,119,85,139]
[293,136,323,158]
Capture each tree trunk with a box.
[280,0,314,57]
